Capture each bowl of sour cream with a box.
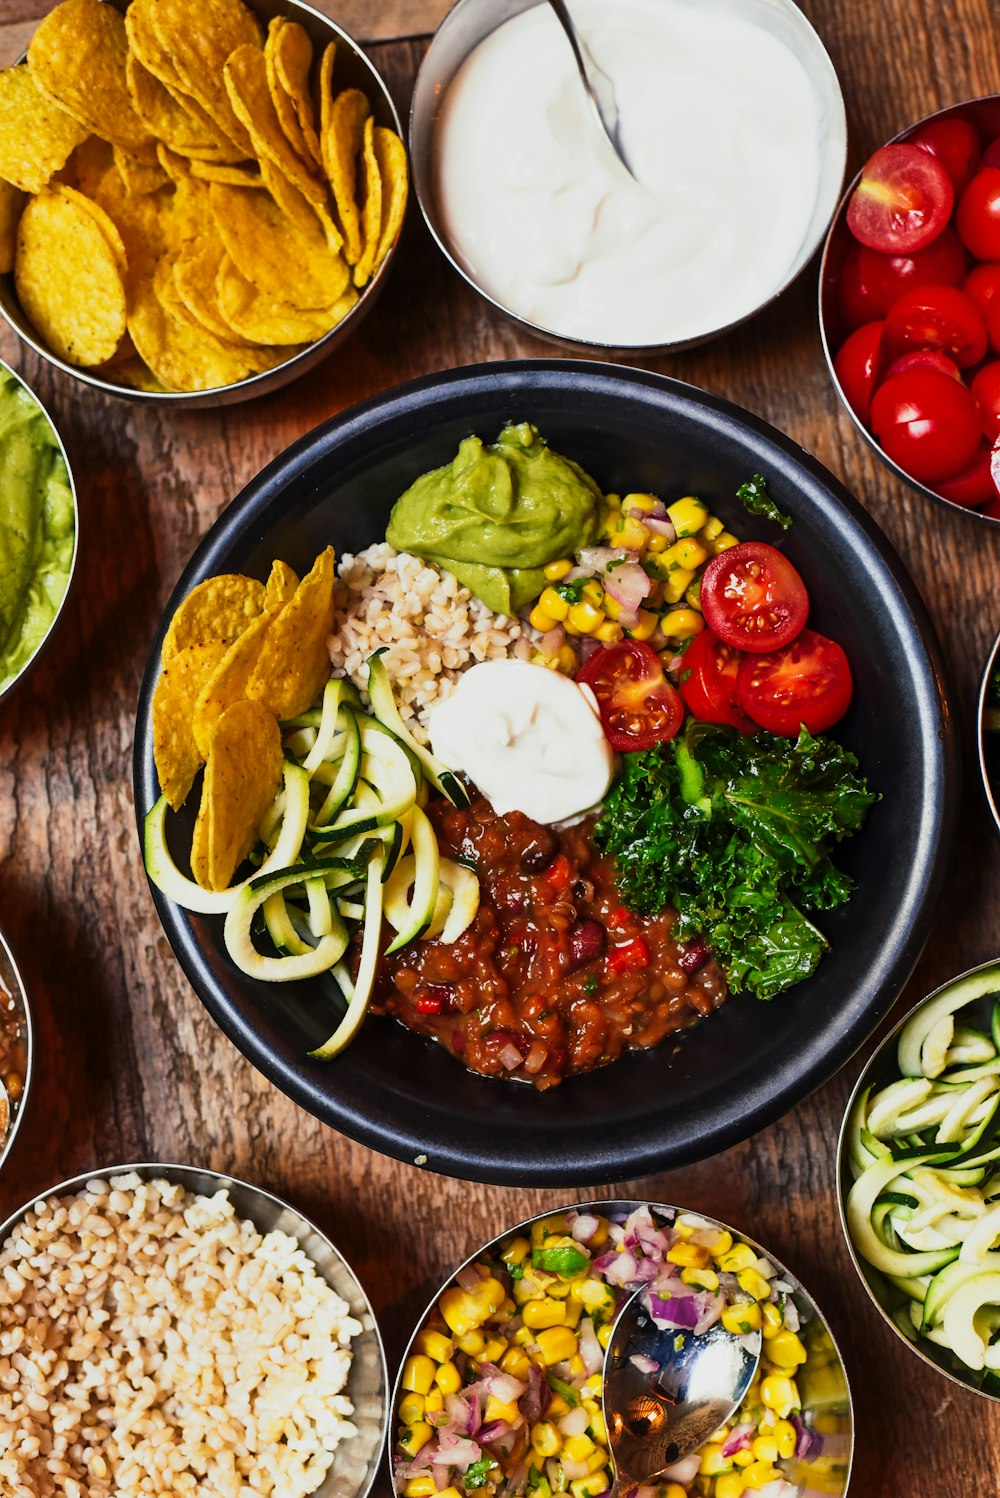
[411,0,847,352]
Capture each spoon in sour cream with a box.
[545,0,639,181]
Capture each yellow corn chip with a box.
[162,573,266,661]
[215,251,356,344]
[0,65,88,194]
[193,607,277,757]
[223,42,326,206]
[353,116,381,289]
[372,125,408,273]
[93,163,169,286]
[113,354,169,392]
[114,144,169,197]
[131,256,281,392]
[156,142,194,186]
[0,180,24,275]
[125,36,244,163]
[188,159,263,187]
[208,182,349,309]
[321,87,369,266]
[264,20,316,171]
[54,184,128,278]
[258,154,325,240]
[148,0,261,156]
[318,43,335,148]
[265,559,299,608]
[61,135,113,198]
[28,0,151,152]
[191,698,283,891]
[247,546,336,720]
[272,20,323,169]
[173,235,256,344]
[15,186,126,366]
[153,639,229,810]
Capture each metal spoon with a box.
[545,0,639,182]
[603,1286,762,1490]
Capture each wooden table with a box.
[1,1,998,1492]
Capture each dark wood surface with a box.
[1,1,999,1492]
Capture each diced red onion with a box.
[617,607,641,630]
[660,1454,701,1483]
[623,498,666,520]
[559,1406,590,1437]
[578,1317,602,1376]
[791,1413,825,1460]
[623,1207,671,1257]
[456,1263,486,1292]
[562,1458,590,1481]
[578,545,631,572]
[721,1421,755,1457]
[433,1469,451,1492]
[520,1362,550,1425]
[498,1043,523,1072]
[570,1212,600,1244]
[541,625,566,654]
[642,514,675,539]
[477,1420,512,1445]
[754,1256,778,1280]
[647,1292,699,1330]
[602,562,651,611]
[629,1353,659,1375]
[430,1433,482,1469]
[523,1040,549,1075]
[474,1365,527,1405]
[783,1298,801,1333]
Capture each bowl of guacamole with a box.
[0,359,76,701]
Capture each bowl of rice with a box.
[0,1162,387,1498]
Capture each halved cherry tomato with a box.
[912,117,981,194]
[935,442,996,508]
[678,629,756,732]
[840,231,967,332]
[577,640,683,752]
[971,362,1000,442]
[833,320,885,423]
[700,542,808,655]
[870,369,982,483]
[984,139,1000,171]
[986,294,1000,361]
[736,629,853,738]
[883,348,962,382]
[883,284,987,367]
[847,143,954,254]
[957,168,1000,260]
[963,262,1000,328]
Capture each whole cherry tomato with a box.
[847,143,954,253]
[838,232,966,329]
[577,640,684,752]
[963,262,1000,329]
[882,349,962,382]
[956,167,1000,260]
[911,117,981,194]
[935,443,997,508]
[870,369,982,483]
[883,283,987,367]
[678,629,756,732]
[736,630,854,738]
[700,542,808,655]
[833,321,885,423]
[971,362,1000,441]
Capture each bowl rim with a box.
[0,0,404,407]
[977,628,1000,836]
[0,1157,391,1491]
[817,92,1000,530]
[0,925,33,1175]
[387,1196,855,1494]
[835,957,1000,1402]
[0,355,79,705]
[131,356,959,1184]
[409,0,847,356]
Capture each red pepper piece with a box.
[607,936,651,973]
[546,854,572,891]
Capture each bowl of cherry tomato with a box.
[820,96,1000,525]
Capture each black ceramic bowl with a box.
[133,361,957,1184]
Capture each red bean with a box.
[566,919,606,972]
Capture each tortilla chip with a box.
[131,258,282,392]
[113,353,169,392]
[258,153,326,240]
[193,606,277,757]
[223,42,325,205]
[0,179,25,274]
[353,116,381,289]
[28,0,151,152]
[191,698,283,891]
[125,38,244,163]
[263,20,316,170]
[272,20,323,169]
[173,235,255,343]
[148,0,261,156]
[208,182,348,309]
[215,252,356,344]
[372,125,408,272]
[247,546,336,720]
[60,134,113,197]
[14,187,127,366]
[114,144,169,197]
[93,164,168,285]
[265,559,299,608]
[54,183,128,278]
[0,65,88,194]
[188,159,263,187]
[162,573,266,661]
[321,88,369,266]
[153,639,229,810]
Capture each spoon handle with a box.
[546,0,595,95]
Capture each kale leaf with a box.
[736,473,793,530]
[593,722,877,1002]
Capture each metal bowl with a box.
[0,926,32,1175]
[837,960,1000,1400]
[978,629,1000,835]
[819,95,1000,528]
[0,1160,389,1496]
[0,0,404,409]
[410,0,847,356]
[0,356,78,706]
[389,1199,854,1496]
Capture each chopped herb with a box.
[736,473,793,530]
[641,559,661,579]
[546,1373,580,1406]
[506,1259,525,1280]
[556,578,586,605]
[533,1244,590,1277]
[605,556,628,571]
[582,974,599,995]
[465,1459,493,1489]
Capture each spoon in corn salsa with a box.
[393,1206,850,1498]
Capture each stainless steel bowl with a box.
[819,95,1000,528]
[410,0,847,356]
[389,1199,854,1495]
[0,356,78,706]
[0,0,405,409]
[0,926,32,1175]
[0,1160,389,1496]
[978,629,1000,836]
[837,960,1000,1400]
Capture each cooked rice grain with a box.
[0,1174,361,1498]
[328,544,531,742]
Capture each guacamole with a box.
[386,422,603,614]
[0,367,75,693]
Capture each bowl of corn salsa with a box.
[390,1202,853,1498]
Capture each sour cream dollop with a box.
[434,0,832,346]
[429,660,614,825]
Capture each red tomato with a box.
[577,640,683,752]
[912,117,981,194]
[700,542,808,655]
[986,294,1000,360]
[839,232,966,329]
[983,139,1000,171]
[847,143,954,253]
[963,262,1000,327]
[934,442,996,507]
[956,167,1000,260]
[833,321,885,423]
[736,630,853,738]
[883,283,987,367]
[870,369,982,483]
[677,629,756,732]
[883,349,962,382]
[971,362,1000,441]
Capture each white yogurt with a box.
[433,0,828,345]
[429,659,614,825]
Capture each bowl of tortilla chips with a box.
[0,0,407,405]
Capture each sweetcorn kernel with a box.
[700,514,724,542]
[539,586,570,621]
[667,1242,711,1268]
[532,1423,562,1458]
[663,567,696,604]
[713,530,740,553]
[622,492,661,514]
[563,1434,596,1463]
[645,532,669,553]
[404,1478,438,1497]
[708,1230,734,1257]
[660,607,703,641]
[670,537,709,570]
[626,609,658,642]
[424,1388,444,1415]
[402,1356,435,1395]
[722,1302,762,1335]
[529,603,557,632]
[596,1322,614,1349]
[500,1347,532,1380]
[399,1393,425,1425]
[737,1268,773,1302]
[595,620,623,643]
[568,600,605,633]
[760,1375,800,1417]
[761,1302,783,1338]
[752,1436,779,1463]
[773,1419,798,1459]
[482,1336,508,1362]
[732,1448,755,1468]
[415,1330,454,1363]
[743,1463,782,1490]
[715,1475,746,1498]
[524,1299,566,1329]
[484,1395,519,1425]
[667,495,709,536]
[536,1326,578,1365]
[681,1267,720,1291]
[717,1244,758,1273]
[698,1442,732,1476]
[434,1360,461,1395]
[766,1330,807,1367]
[544,559,574,581]
[398,1423,433,1458]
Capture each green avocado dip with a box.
[386,421,603,614]
[0,367,75,693]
